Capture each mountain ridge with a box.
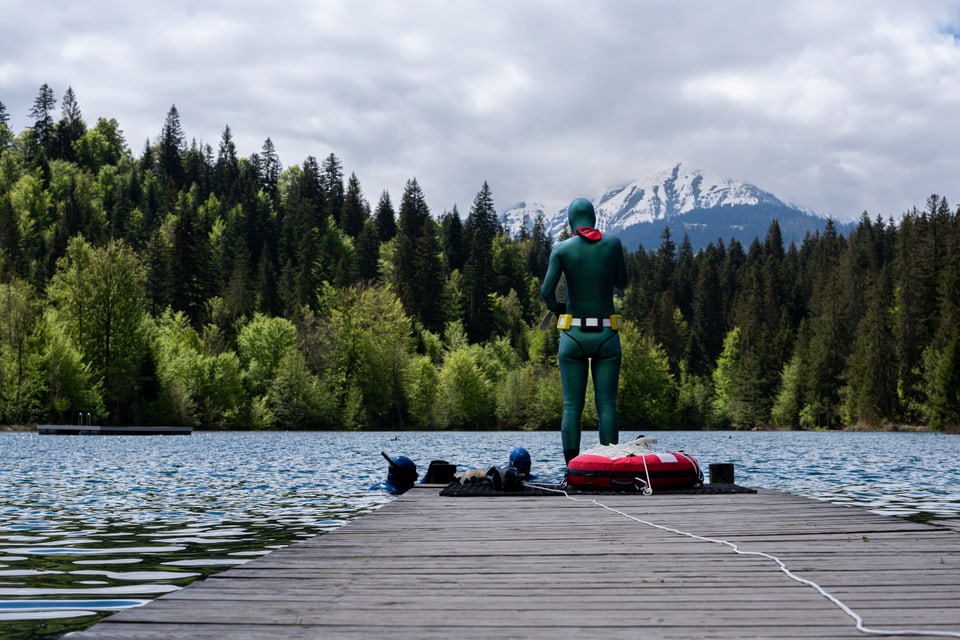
[500,163,849,250]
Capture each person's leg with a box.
[592,333,622,446]
[558,333,588,463]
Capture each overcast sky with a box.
[2,1,959,220]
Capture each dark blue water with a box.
[1,429,958,638]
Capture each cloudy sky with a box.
[2,1,959,220]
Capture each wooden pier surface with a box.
[67,486,960,639]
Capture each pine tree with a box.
[171,189,213,327]
[158,105,185,186]
[685,253,723,376]
[393,179,445,331]
[214,125,239,199]
[394,179,427,320]
[439,207,465,272]
[801,221,850,428]
[340,172,368,237]
[321,153,344,221]
[356,220,381,282]
[0,100,12,149]
[895,200,947,420]
[927,329,960,429]
[462,182,499,341]
[182,139,212,199]
[0,194,23,280]
[373,190,396,242]
[654,226,676,293]
[844,265,897,425]
[28,83,57,159]
[525,212,552,280]
[53,86,85,161]
[259,137,281,199]
[673,235,695,321]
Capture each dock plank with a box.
[66,487,960,640]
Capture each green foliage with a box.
[0,278,42,423]
[404,354,440,427]
[36,310,104,422]
[435,345,495,428]
[237,313,299,396]
[268,349,333,429]
[771,354,803,428]
[321,284,413,427]
[925,330,960,429]
[46,237,148,422]
[618,323,678,428]
[711,327,740,427]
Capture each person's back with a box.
[549,234,624,317]
[541,198,627,463]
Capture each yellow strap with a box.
[556,314,624,330]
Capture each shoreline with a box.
[3,423,951,433]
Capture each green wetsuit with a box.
[541,198,628,463]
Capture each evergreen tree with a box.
[373,190,396,242]
[171,189,213,327]
[0,278,41,424]
[0,194,24,280]
[462,182,500,341]
[321,153,344,221]
[276,165,323,312]
[673,235,695,321]
[937,207,960,347]
[356,219,381,282]
[28,83,57,159]
[258,137,281,199]
[340,172,368,237]
[181,139,212,199]
[685,253,723,376]
[895,201,947,420]
[393,179,445,331]
[52,86,85,162]
[926,329,960,429]
[844,265,897,425]
[439,206,465,272]
[800,221,849,428]
[158,105,185,186]
[0,100,12,149]
[654,226,676,293]
[525,212,552,280]
[212,125,238,203]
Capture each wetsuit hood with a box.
[567,198,596,232]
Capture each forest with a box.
[0,85,958,431]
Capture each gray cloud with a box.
[2,0,959,220]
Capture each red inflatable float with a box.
[566,439,703,493]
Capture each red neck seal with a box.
[575,226,602,242]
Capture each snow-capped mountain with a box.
[500,163,847,251]
[499,201,549,239]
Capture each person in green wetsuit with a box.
[541,198,628,464]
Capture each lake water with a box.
[2,429,959,639]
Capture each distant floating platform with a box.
[37,425,193,436]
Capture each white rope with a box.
[535,483,960,638]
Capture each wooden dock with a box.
[37,425,192,435]
[66,485,960,639]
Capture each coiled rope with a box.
[535,483,960,638]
